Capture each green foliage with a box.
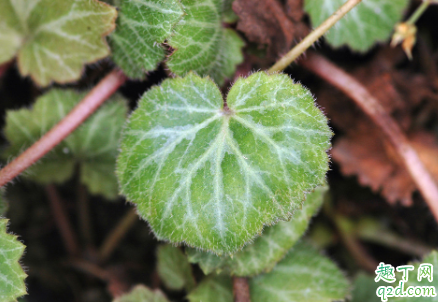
[0,219,27,302]
[187,185,327,277]
[109,0,184,79]
[166,0,244,86]
[113,285,169,302]
[187,275,232,302]
[117,71,331,254]
[351,273,385,302]
[0,191,7,216]
[250,242,350,302]
[392,251,438,301]
[0,0,117,86]
[3,89,128,199]
[157,245,195,291]
[304,0,409,52]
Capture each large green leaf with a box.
[117,71,331,254]
[0,0,117,86]
[304,0,409,52]
[157,245,195,291]
[187,275,232,302]
[109,0,184,79]
[3,89,128,199]
[113,285,169,302]
[166,0,244,86]
[187,186,327,276]
[250,242,349,302]
[0,219,27,302]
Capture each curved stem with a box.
[0,70,127,187]
[301,53,438,223]
[268,0,362,73]
[407,0,431,25]
[99,207,138,262]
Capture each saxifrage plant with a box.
[0,0,436,301]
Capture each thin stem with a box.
[45,184,80,257]
[233,277,251,302]
[99,208,138,262]
[357,228,431,257]
[407,0,431,25]
[0,69,127,187]
[268,0,362,73]
[301,53,438,223]
[77,182,94,248]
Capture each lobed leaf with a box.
[186,185,327,277]
[157,245,195,291]
[117,71,331,254]
[249,241,350,302]
[304,0,409,52]
[109,0,184,79]
[0,0,117,86]
[166,0,245,86]
[113,285,169,302]
[187,275,232,302]
[3,89,128,199]
[0,219,27,302]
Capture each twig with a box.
[301,52,438,223]
[233,277,251,302]
[45,184,80,257]
[406,0,432,25]
[268,0,362,73]
[0,69,127,187]
[99,207,138,262]
[77,182,94,249]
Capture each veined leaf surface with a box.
[0,219,27,302]
[187,186,327,276]
[166,0,244,86]
[305,0,409,52]
[3,89,128,199]
[109,0,184,79]
[0,0,116,86]
[117,72,331,254]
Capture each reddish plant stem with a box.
[0,61,13,79]
[233,277,251,302]
[0,70,127,187]
[45,184,80,257]
[301,53,438,223]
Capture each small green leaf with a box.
[392,251,438,301]
[187,186,327,276]
[157,245,196,291]
[351,273,385,302]
[109,0,184,79]
[3,89,128,199]
[0,0,117,86]
[222,0,238,23]
[250,241,349,302]
[0,219,27,302]
[304,0,409,52]
[187,275,232,302]
[113,285,169,302]
[166,0,244,86]
[117,72,331,254]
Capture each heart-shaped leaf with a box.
[0,0,117,86]
[305,0,409,52]
[109,0,184,79]
[187,185,327,276]
[3,89,128,199]
[113,285,169,302]
[0,219,27,302]
[157,245,195,291]
[117,71,331,254]
[166,0,244,86]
